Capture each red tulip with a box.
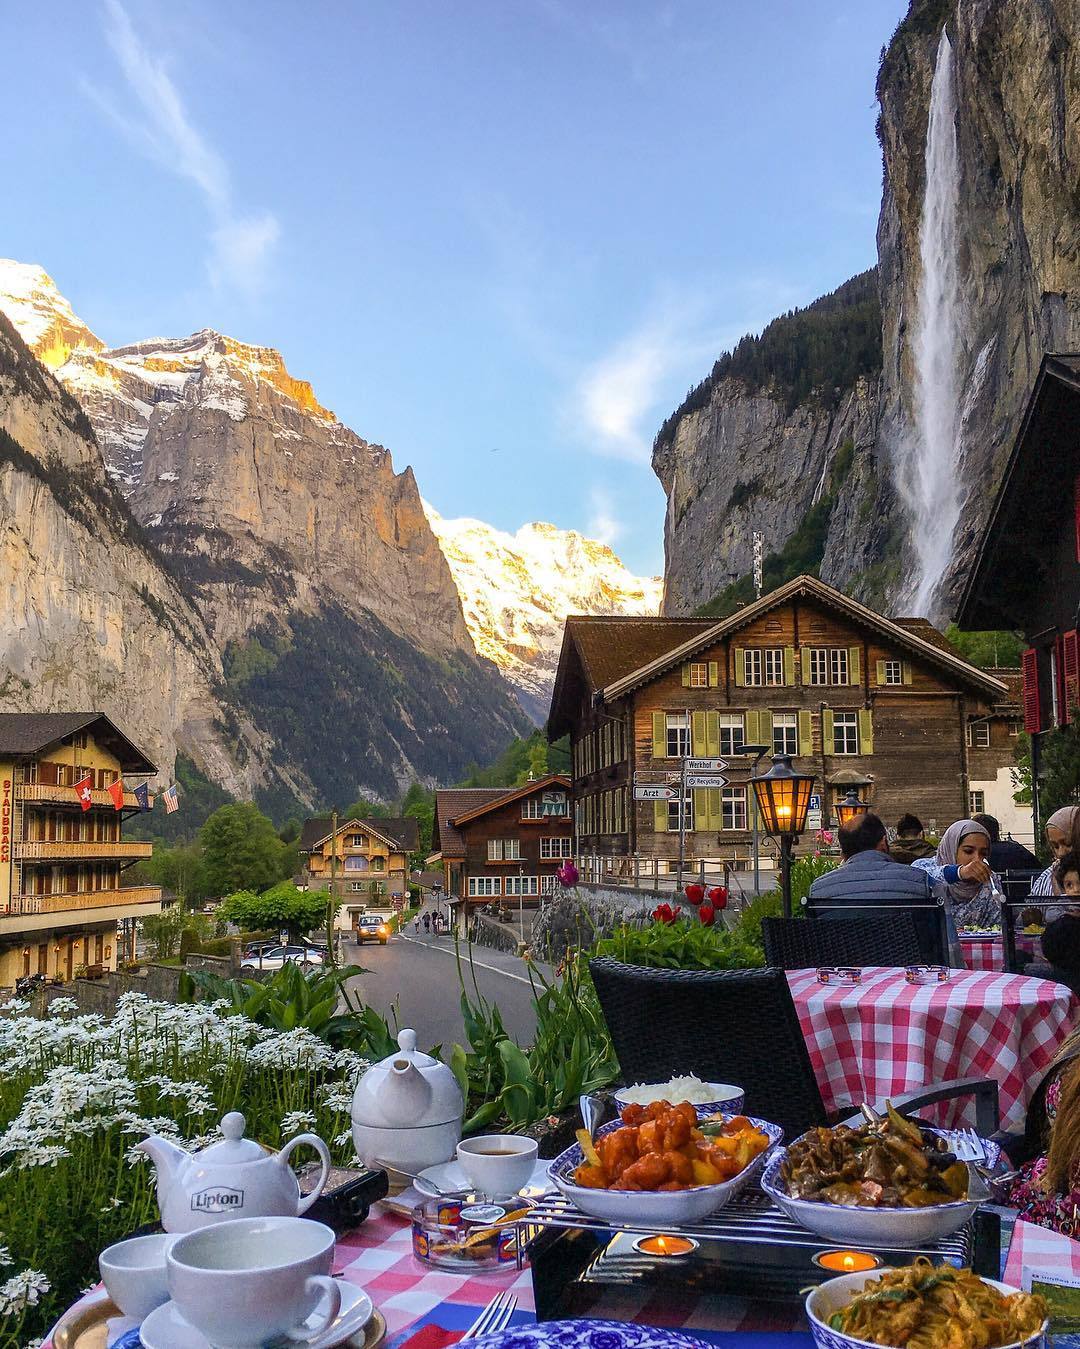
[707,885,729,911]
[698,903,716,926]
[684,883,705,905]
[651,903,680,925]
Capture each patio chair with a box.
[804,900,950,966]
[761,913,923,970]
[589,957,1000,1141]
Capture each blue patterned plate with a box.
[470,1319,710,1348]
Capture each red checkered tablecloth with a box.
[787,966,1080,1132]
[1004,1218,1080,1286]
[960,934,1005,972]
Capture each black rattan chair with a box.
[761,914,923,970]
[804,900,950,966]
[589,956,1000,1141]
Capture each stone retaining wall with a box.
[42,953,236,1016]
[469,913,521,955]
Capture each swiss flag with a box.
[108,778,125,810]
[73,774,94,812]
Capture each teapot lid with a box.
[197,1112,267,1164]
[352,1028,463,1129]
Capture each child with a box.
[1040,851,1080,981]
[1007,1046,1080,1233]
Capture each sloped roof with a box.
[984,668,1023,703]
[300,815,419,854]
[891,618,962,656]
[599,575,1009,702]
[0,712,156,773]
[448,774,571,827]
[433,789,508,858]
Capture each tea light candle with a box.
[632,1234,699,1258]
[812,1249,881,1273]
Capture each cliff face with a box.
[876,0,1080,613]
[654,0,1080,621]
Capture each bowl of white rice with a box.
[613,1075,745,1116]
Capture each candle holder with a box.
[811,1249,882,1274]
[631,1234,700,1258]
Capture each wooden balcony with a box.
[13,840,153,861]
[5,887,162,916]
[15,783,141,809]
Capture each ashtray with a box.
[904,964,950,984]
[411,1195,531,1270]
[816,966,862,985]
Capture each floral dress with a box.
[1006,1076,1080,1235]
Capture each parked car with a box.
[242,940,278,961]
[240,945,325,974]
[353,916,391,945]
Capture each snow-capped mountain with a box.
[425,505,663,721]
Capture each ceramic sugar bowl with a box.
[138,1110,331,1233]
[351,1028,463,1175]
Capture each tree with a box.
[199,803,287,897]
[944,625,1024,669]
[342,796,391,819]
[138,842,209,905]
[219,883,332,941]
[399,782,435,859]
[142,905,190,960]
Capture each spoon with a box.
[580,1092,608,1143]
[372,1159,464,1197]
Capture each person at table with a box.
[890,813,936,865]
[808,812,947,962]
[911,818,1002,931]
[972,813,1040,896]
[1030,807,1080,916]
[1006,1027,1080,1232]
[1031,852,1080,997]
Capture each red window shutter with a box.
[1075,474,1080,562]
[1065,630,1079,714]
[1022,647,1041,733]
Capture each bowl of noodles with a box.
[806,1263,1048,1349]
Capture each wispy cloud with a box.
[86,0,278,295]
[587,486,621,546]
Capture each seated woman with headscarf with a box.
[911,818,1002,930]
[1030,807,1080,919]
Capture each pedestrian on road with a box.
[423,912,431,934]
[413,915,420,935]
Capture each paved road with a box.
[340,930,546,1052]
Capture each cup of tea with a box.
[456,1135,539,1198]
[99,1232,173,1320]
[166,1216,341,1348]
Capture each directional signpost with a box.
[685,774,728,789]
[685,759,728,773]
[634,785,677,801]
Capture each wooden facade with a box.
[548,576,1025,867]
[299,816,417,924]
[431,776,574,910]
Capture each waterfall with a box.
[899,29,964,617]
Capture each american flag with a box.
[163,784,179,814]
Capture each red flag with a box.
[73,774,94,812]
[108,778,125,810]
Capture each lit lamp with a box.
[835,789,869,829]
[750,752,816,918]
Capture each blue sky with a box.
[4,0,904,576]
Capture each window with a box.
[718,713,745,756]
[346,833,367,847]
[348,881,365,893]
[540,874,559,895]
[968,790,986,814]
[1008,719,1021,738]
[540,836,573,859]
[687,662,709,689]
[829,649,849,686]
[808,648,851,685]
[772,713,798,756]
[468,876,500,897]
[666,712,690,758]
[505,875,538,896]
[523,793,568,819]
[883,660,903,685]
[370,855,385,870]
[744,647,784,686]
[721,786,748,831]
[486,838,521,861]
[966,722,991,749]
[833,712,859,755]
[667,792,694,833]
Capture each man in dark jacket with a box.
[808,813,945,962]
[889,814,936,865]
[972,814,1040,904]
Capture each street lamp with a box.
[750,753,816,918]
[835,788,869,829]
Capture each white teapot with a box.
[138,1111,331,1233]
[351,1028,463,1175]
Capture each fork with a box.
[461,1291,518,1340]
[950,1128,989,1163]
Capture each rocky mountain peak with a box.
[0,259,104,369]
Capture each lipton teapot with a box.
[138,1111,331,1233]
[351,1028,463,1175]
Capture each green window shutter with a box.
[705,711,720,758]
[783,646,795,685]
[821,708,835,751]
[759,708,774,747]
[733,648,745,687]
[875,659,886,686]
[652,711,666,759]
[745,710,759,744]
[902,661,913,685]
[691,711,707,756]
[797,710,813,757]
[708,787,721,830]
[858,708,874,754]
[653,799,669,833]
[708,661,719,688]
[799,646,811,685]
[681,663,691,688]
[849,646,861,685]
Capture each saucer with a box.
[414,1158,550,1200]
[139,1279,373,1349]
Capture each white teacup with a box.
[166,1216,341,1348]
[99,1233,172,1320]
[456,1135,539,1198]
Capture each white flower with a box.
[0,1268,50,1315]
[333,1130,353,1149]
[280,1111,316,1137]
[47,997,79,1017]
[0,1244,11,1267]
